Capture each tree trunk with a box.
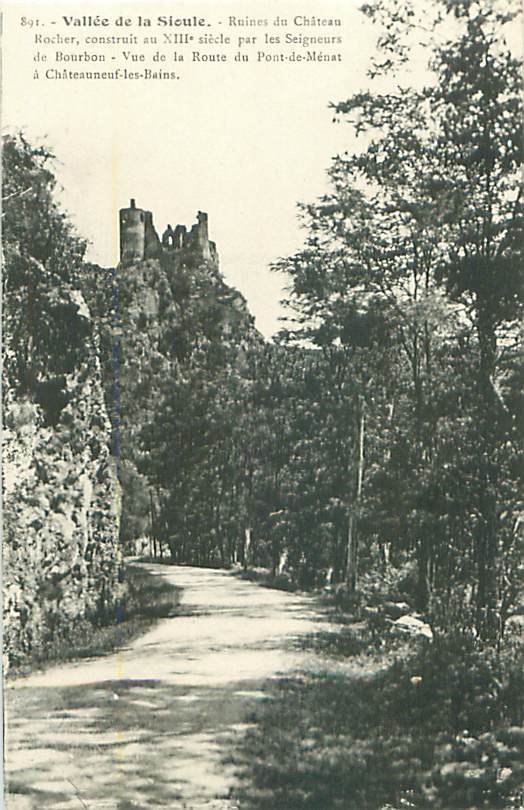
[243,527,252,570]
[475,302,500,639]
[416,535,431,610]
[346,397,365,589]
[149,489,158,558]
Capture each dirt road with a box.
[5,564,331,809]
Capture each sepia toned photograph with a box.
[2,0,523,808]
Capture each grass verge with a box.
[8,563,182,679]
[231,627,524,810]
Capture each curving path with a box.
[5,563,333,809]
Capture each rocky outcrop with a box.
[2,133,125,670]
[106,203,263,560]
[3,287,122,669]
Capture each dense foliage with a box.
[267,0,523,636]
[79,0,524,649]
[226,3,523,808]
[3,12,522,805]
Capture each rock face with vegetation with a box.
[2,135,122,669]
[86,199,265,566]
[2,0,523,804]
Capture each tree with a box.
[275,0,523,633]
[2,133,88,408]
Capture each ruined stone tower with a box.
[119,199,216,264]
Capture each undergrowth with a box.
[232,628,524,810]
[233,566,297,592]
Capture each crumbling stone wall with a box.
[120,200,217,265]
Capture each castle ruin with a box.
[119,199,216,264]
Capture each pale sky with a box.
[2,0,373,337]
[3,1,521,337]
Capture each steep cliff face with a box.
[102,203,263,561]
[3,285,122,669]
[115,206,257,393]
[2,134,123,669]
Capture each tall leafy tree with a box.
[275,0,523,632]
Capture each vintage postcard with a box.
[2,0,523,808]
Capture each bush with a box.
[358,559,418,607]
[427,728,524,808]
